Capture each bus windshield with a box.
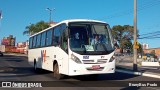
[69,22,114,55]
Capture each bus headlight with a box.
[71,54,82,64]
[109,56,115,62]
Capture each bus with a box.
[28,19,115,79]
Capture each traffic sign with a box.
[134,41,139,49]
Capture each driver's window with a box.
[53,26,60,46]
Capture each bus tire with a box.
[53,63,64,79]
[0,53,3,56]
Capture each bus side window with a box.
[53,26,61,46]
[61,24,68,53]
[29,37,33,49]
[33,36,37,48]
[46,29,52,46]
[41,32,47,47]
[36,34,41,48]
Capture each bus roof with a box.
[30,19,108,37]
[60,19,107,24]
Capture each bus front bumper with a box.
[68,60,115,76]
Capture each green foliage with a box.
[137,43,143,54]
[23,21,50,36]
[111,25,134,53]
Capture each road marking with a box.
[116,69,160,79]
[147,87,160,90]
[0,73,18,76]
[141,67,159,70]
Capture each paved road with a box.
[116,55,160,74]
[0,54,160,90]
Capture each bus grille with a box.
[82,59,108,64]
[86,67,104,71]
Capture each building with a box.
[17,41,29,54]
[0,45,5,52]
[142,43,149,49]
[49,21,57,26]
[1,35,29,54]
[1,35,16,46]
[143,48,160,57]
[1,35,16,53]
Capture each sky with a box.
[0,0,160,48]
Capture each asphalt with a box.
[116,65,160,79]
[116,55,160,79]
[1,53,160,79]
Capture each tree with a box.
[150,50,156,57]
[137,43,143,56]
[111,25,134,53]
[23,21,50,36]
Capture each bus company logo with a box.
[101,56,105,58]
[83,56,89,59]
[41,50,46,62]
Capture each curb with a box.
[116,69,160,79]
[4,53,27,57]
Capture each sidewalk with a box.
[116,55,160,79]
[3,53,28,57]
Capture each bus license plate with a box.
[92,65,100,69]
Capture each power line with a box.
[103,0,160,20]
[138,30,160,39]
[139,31,160,36]
[138,36,160,39]
[138,0,160,11]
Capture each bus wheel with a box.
[53,63,64,79]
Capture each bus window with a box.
[41,32,46,47]
[69,23,114,55]
[29,37,33,49]
[33,36,37,48]
[46,29,52,46]
[60,24,68,53]
[36,34,41,48]
[53,26,61,46]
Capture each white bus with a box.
[28,19,115,79]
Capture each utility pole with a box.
[0,10,2,32]
[133,0,138,71]
[46,8,54,24]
